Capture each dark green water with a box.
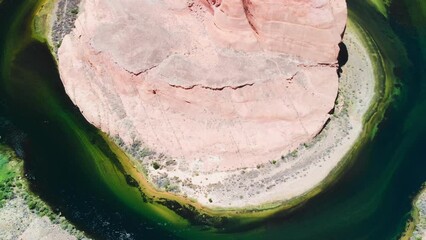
[1,0,426,239]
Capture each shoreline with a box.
[0,145,87,240]
[401,184,426,240]
[35,0,393,218]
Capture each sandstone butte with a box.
[57,0,347,207]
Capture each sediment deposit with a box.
[409,187,426,240]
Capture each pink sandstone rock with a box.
[58,0,347,171]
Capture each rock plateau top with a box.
[58,0,347,171]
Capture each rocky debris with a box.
[51,0,81,52]
[411,187,426,240]
[0,146,88,240]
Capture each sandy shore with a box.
[412,188,426,239]
[0,146,88,240]
[402,185,426,240]
[0,198,79,240]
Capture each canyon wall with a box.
[57,0,347,172]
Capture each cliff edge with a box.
[56,0,348,208]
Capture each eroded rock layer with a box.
[58,0,346,171]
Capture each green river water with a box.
[0,0,425,239]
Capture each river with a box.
[0,0,425,239]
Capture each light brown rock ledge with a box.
[53,0,375,209]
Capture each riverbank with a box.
[0,145,88,240]
[2,0,423,238]
[33,0,80,52]
[2,0,416,238]
[401,185,426,240]
[39,0,391,213]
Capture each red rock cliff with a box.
[57,0,347,171]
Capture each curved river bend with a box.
[1,0,426,239]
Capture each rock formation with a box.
[58,0,346,174]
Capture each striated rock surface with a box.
[57,0,347,205]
